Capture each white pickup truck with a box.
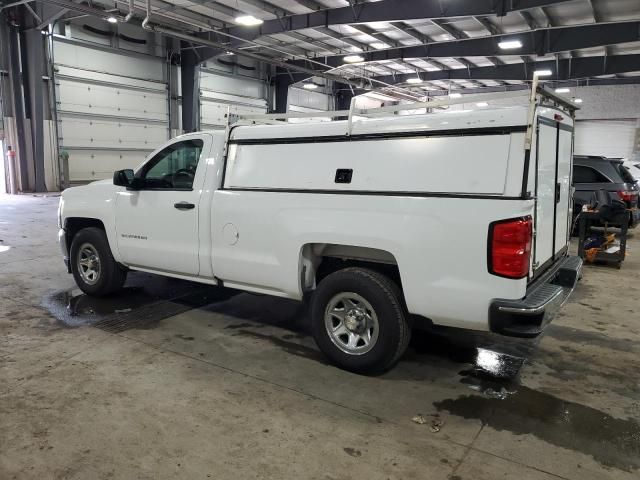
[58,89,582,373]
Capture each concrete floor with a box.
[1,193,639,480]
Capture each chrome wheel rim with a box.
[77,243,101,285]
[324,292,379,355]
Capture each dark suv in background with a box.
[573,155,640,227]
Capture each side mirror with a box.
[113,169,135,188]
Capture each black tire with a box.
[70,227,127,297]
[311,267,411,374]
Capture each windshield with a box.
[613,162,636,184]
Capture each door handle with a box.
[174,201,195,210]
[555,183,561,203]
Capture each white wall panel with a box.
[54,38,169,182]
[56,78,167,121]
[67,150,149,182]
[201,100,267,129]
[54,39,164,81]
[288,87,332,111]
[199,68,267,128]
[575,120,638,158]
[200,70,266,99]
[58,115,167,150]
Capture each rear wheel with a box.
[70,227,127,296]
[311,267,410,374]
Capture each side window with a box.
[573,165,610,184]
[138,139,203,190]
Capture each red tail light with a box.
[617,190,638,202]
[488,216,533,279]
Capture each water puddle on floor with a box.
[42,272,237,332]
[435,383,640,472]
[43,287,157,327]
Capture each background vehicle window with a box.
[573,165,610,184]
[613,163,636,183]
[139,139,203,189]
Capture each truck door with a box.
[533,114,573,273]
[115,134,212,275]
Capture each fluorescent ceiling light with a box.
[370,42,388,49]
[343,54,365,63]
[555,88,570,93]
[106,16,118,23]
[235,15,263,26]
[534,69,552,77]
[449,92,462,98]
[476,102,489,107]
[407,77,423,84]
[574,98,583,103]
[498,40,522,50]
[302,83,318,90]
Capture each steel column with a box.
[7,23,30,191]
[23,27,46,191]
[273,67,293,114]
[180,47,199,133]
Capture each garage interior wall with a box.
[287,86,333,123]
[199,58,268,130]
[53,19,170,184]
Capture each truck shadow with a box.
[44,272,532,384]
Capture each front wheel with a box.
[70,227,127,297]
[311,267,411,374]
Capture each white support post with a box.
[346,96,358,136]
[524,74,541,151]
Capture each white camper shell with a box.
[58,86,583,373]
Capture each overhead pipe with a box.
[38,0,422,99]
[124,0,134,22]
[0,0,34,12]
[141,0,151,30]
[149,24,365,89]
[38,0,125,22]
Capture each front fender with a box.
[60,181,122,262]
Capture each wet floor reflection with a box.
[43,272,237,331]
[435,384,640,472]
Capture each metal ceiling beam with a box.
[587,0,611,57]
[520,10,539,29]
[539,6,556,27]
[474,16,499,35]
[290,0,324,12]
[314,26,370,51]
[365,55,640,83]
[237,0,289,17]
[430,19,465,40]
[286,21,640,70]
[349,23,400,48]
[222,0,576,47]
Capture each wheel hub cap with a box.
[344,308,367,333]
[324,292,379,355]
[77,243,101,285]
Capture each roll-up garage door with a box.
[54,39,169,183]
[287,87,332,123]
[199,66,267,129]
[574,120,637,159]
